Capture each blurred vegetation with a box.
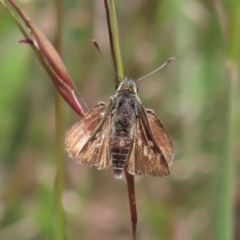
[0,0,239,240]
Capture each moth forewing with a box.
[77,113,112,169]
[83,100,113,144]
[127,110,170,177]
[65,102,107,159]
[66,102,112,169]
[146,109,173,166]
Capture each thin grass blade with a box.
[213,0,239,239]
[52,0,66,239]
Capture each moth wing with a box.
[77,114,112,169]
[66,102,112,169]
[127,106,170,177]
[146,109,173,166]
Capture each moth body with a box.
[111,78,140,178]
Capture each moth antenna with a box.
[91,39,123,81]
[136,57,176,82]
[71,81,89,111]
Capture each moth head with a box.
[116,78,138,93]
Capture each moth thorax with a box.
[119,85,135,93]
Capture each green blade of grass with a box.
[108,0,123,79]
[213,0,239,239]
[104,0,123,81]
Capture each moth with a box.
[66,75,174,179]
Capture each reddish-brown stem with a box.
[18,39,34,44]
[124,168,137,240]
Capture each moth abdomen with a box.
[111,135,132,179]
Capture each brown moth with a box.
[66,78,173,179]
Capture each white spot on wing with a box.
[138,139,142,146]
[75,134,90,150]
[148,141,154,147]
[143,146,148,156]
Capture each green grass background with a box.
[0,0,239,239]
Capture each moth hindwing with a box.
[66,78,173,179]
